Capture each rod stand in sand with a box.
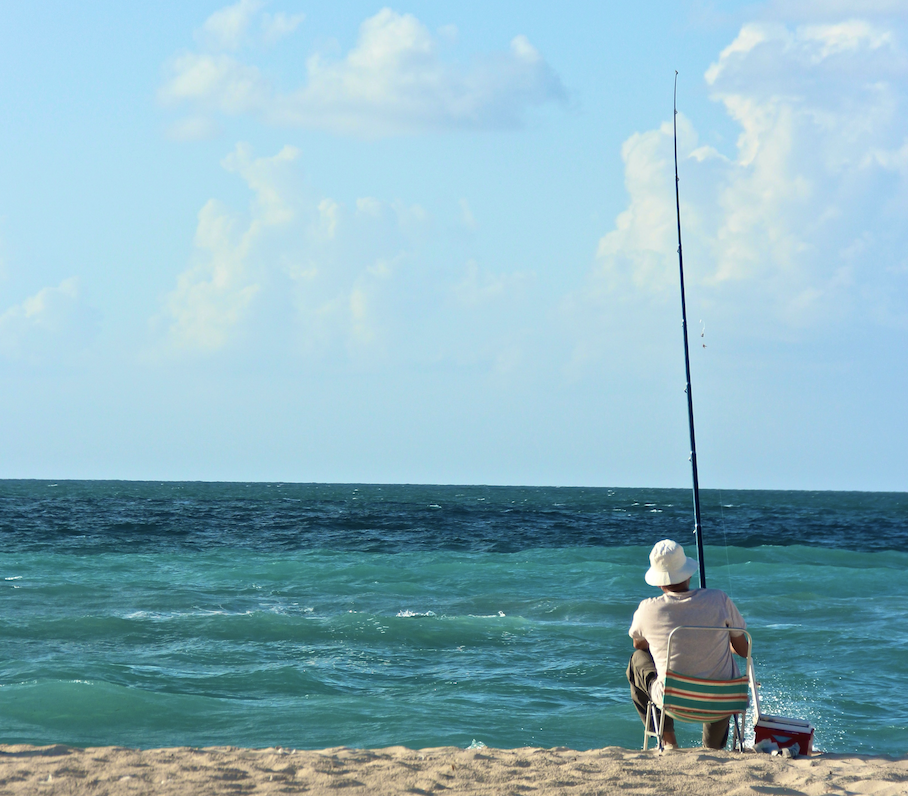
[673,71,707,587]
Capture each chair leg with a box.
[643,702,663,751]
[732,714,743,752]
[643,703,653,750]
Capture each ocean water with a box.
[0,481,905,755]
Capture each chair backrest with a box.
[661,626,752,725]
[662,669,750,723]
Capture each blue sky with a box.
[1,1,906,490]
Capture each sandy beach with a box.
[1,744,906,795]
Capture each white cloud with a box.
[594,119,688,295]
[156,143,541,368]
[198,0,263,51]
[865,137,908,173]
[195,0,304,51]
[261,10,305,44]
[157,143,419,358]
[161,144,298,353]
[706,20,897,88]
[279,201,427,361]
[160,7,567,137]
[356,197,383,218]
[159,53,268,115]
[0,278,98,361]
[223,142,299,225]
[162,198,261,353]
[799,20,893,59]
[592,16,908,335]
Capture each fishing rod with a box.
[673,71,707,588]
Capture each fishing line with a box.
[716,487,737,602]
[696,315,736,598]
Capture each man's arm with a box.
[730,633,749,657]
[633,638,649,651]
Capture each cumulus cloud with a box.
[157,143,535,366]
[0,278,98,361]
[156,142,413,357]
[199,0,264,51]
[593,16,908,334]
[160,6,567,137]
[159,53,269,115]
[278,196,431,362]
[595,117,696,295]
[161,144,298,352]
[195,0,304,51]
[261,10,305,44]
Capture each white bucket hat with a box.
[645,539,698,586]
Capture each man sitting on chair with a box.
[627,539,749,749]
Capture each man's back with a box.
[629,587,745,690]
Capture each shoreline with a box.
[1,744,906,795]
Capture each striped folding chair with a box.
[643,627,753,752]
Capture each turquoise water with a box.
[0,482,905,754]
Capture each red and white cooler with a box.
[754,714,815,755]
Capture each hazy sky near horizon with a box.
[1,1,906,490]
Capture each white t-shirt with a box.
[628,588,746,706]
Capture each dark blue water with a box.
[2,481,904,553]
